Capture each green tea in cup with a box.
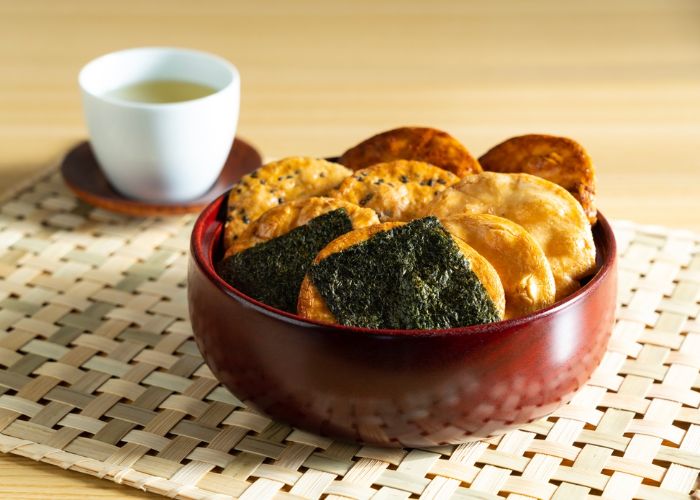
[105,79,217,104]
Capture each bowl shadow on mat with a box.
[188,193,617,448]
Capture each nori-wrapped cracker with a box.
[217,208,353,312]
[308,216,499,329]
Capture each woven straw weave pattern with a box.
[0,170,698,499]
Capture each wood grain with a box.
[0,0,699,497]
[0,454,158,499]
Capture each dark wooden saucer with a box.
[61,138,262,216]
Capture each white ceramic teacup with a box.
[79,47,240,203]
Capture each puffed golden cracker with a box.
[223,157,352,248]
[339,126,482,177]
[225,197,379,258]
[297,222,506,324]
[442,213,556,319]
[479,134,597,224]
[424,172,595,300]
[331,160,459,222]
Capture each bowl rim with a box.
[191,192,617,338]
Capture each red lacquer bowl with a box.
[188,193,617,447]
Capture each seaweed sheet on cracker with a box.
[298,218,505,328]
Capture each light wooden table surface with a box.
[1,0,699,498]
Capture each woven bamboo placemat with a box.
[0,168,698,500]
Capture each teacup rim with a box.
[78,46,240,109]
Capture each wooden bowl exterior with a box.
[188,193,617,447]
